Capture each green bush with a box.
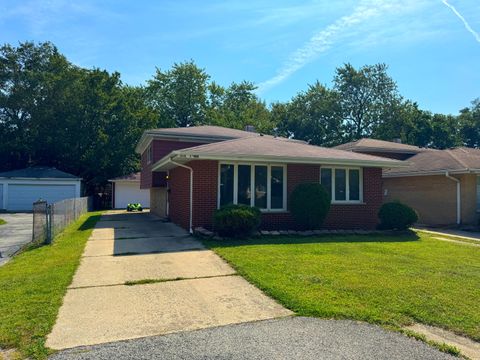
[213,204,261,238]
[378,201,418,230]
[290,183,331,230]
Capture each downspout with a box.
[445,171,461,225]
[170,159,194,234]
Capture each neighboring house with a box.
[335,139,480,226]
[109,172,150,209]
[0,167,81,211]
[136,126,402,232]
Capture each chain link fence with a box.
[32,197,92,245]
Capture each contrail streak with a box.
[256,0,394,93]
[442,0,480,43]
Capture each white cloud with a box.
[441,0,480,43]
[255,0,426,93]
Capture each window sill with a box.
[331,202,366,205]
[260,209,289,214]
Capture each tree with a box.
[207,81,274,133]
[374,100,433,147]
[334,63,401,140]
[0,42,157,194]
[429,113,461,149]
[146,60,209,127]
[272,82,343,146]
[459,98,480,148]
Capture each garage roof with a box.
[0,167,80,180]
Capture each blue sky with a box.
[1,0,479,115]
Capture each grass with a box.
[204,231,480,343]
[0,212,102,359]
[0,219,6,226]
[400,328,460,357]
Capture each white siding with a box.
[114,181,150,209]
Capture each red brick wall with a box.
[168,160,218,230]
[168,161,383,231]
[140,139,204,189]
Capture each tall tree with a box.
[272,82,343,146]
[429,113,461,149]
[146,60,209,127]
[334,63,401,140]
[0,42,156,193]
[459,98,480,148]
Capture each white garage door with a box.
[7,184,76,211]
[114,182,150,209]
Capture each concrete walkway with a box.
[0,213,32,266]
[46,211,291,350]
[414,228,480,242]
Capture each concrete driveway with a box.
[46,210,291,350]
[0,213,32,266]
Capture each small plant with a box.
[126,203,143,212]
[290,183,331,230]
[378,201,418,230]
[213,204,261,238]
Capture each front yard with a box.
[205,232,480,342]
[0,212,102,359]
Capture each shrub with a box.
[213,204,261,238]
[378,201,418,230]
[290,183,331,230]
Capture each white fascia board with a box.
[0,177,81,182]
[382,169,475,178]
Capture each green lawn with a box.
[0,212,102,359]
[0,218,6,226]
[205,232,480,342]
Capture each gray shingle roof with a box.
[335,138,424,154]
[384,147,480,176]
[154,136,404,169]
[0,167,80,179]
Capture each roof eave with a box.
[383,168,480,178]
[0,177,82,181]
[151,151,406,171]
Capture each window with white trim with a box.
[218,163,287,211]
[320,167,362,203]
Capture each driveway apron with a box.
[46,210,291,350]
[0,213,33,266]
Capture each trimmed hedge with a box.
[378,201,418,230]
[290,183,331,230]
[213,204,261,238]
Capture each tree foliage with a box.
[0,42,156,192]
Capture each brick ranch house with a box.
[135,126,403,233]
[335,138,480,226]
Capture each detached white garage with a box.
[0,167,81,211]
[110,172,150,209]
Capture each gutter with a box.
[445,171,461,225]
[170,158,194,234]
